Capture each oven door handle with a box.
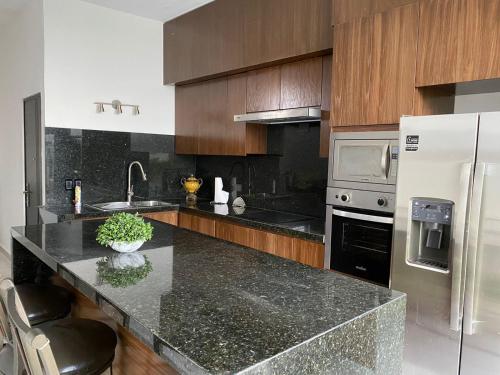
[332,209,394,224]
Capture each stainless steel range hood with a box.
[234,107,322,124]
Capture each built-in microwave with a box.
[328,132,400,189]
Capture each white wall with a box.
[43,0,174,134]
[0,0,44,253]
[454,79,500,114]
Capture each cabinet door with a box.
[319,55,332,158]
[142,212,178,226]
[216,221,251,246]
[459,0,500,82]
[332,3,418,126]
[197,78,229,155]
[280,57,323,109]
[415,0,460,86]
[175,75,249,156]
[175,83,200,154]
[417,0,500,86]
[332,0,418,24]
[178,212,216,237]
[225,74,247,156]
[293,239,325,268]
[246,66,281,113]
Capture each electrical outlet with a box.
[65,179,73,191]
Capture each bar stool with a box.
[1,279,117,375]
[16,284,72,326]
[0,283,72,353]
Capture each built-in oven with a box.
[325,131,399,286]
[325,202,394,286]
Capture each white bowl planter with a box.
[110,240,145,253]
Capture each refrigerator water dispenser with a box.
[406,198,454,272]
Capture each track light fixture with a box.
[94,100,140,115]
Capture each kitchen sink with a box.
[88,200,175,212]
[131,200,175,208]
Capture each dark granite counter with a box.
[11,220,405,375]
[38,202,180,223]
[179,202,325,243]
[40,200,325,243]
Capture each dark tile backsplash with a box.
[196,123,328,218]
[45,123,327,219]
[45,128,196,205]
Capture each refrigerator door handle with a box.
[463,162,486,335]
[449,162,474,331]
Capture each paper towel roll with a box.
[214,177,223,191]
[214,190,229,204]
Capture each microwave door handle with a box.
[381,144,390,178]
[332,209,394,224]
[463,162,486,335]
[449,162,474,331]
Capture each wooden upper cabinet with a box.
[246,67,281,113]
[175,83,201,154]
[247,57,325,113]
[196,78,230,155]
[332,3,418,126]
[244,0,332,66]
[164,0,245,85]
[280,57,323,109]
[332,0,417,24]
[320,55,332,158]
[416,0,500,86]
[175,74,267,156]
[164,0,332,84]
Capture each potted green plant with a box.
[96,212,153,253]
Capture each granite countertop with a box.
[179,202,325,242]
[11,220,404,375]
[40,200,325,243]
[39,201,181,221]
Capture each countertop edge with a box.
[40,204,325,244]
[178,206,325,244]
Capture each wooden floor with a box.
[0,249,11,279]
[54,276,179,375]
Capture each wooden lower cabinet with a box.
[215,219,325,269]
[178,211,216,237]
[142,211,178,226]
[147,211,325,269]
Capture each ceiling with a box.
[0,0,212,27]
[81,0,214,21]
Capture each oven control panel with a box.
[327,187,395,213]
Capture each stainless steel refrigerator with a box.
[391,112,500,375]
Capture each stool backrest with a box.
[0,280,59,375]
[0,279,12,344]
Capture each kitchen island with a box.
[11,219,405,374]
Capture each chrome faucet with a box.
[127,161,147,204]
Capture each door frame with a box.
[23,93,43,225]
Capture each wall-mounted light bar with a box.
[94,100,140,115]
